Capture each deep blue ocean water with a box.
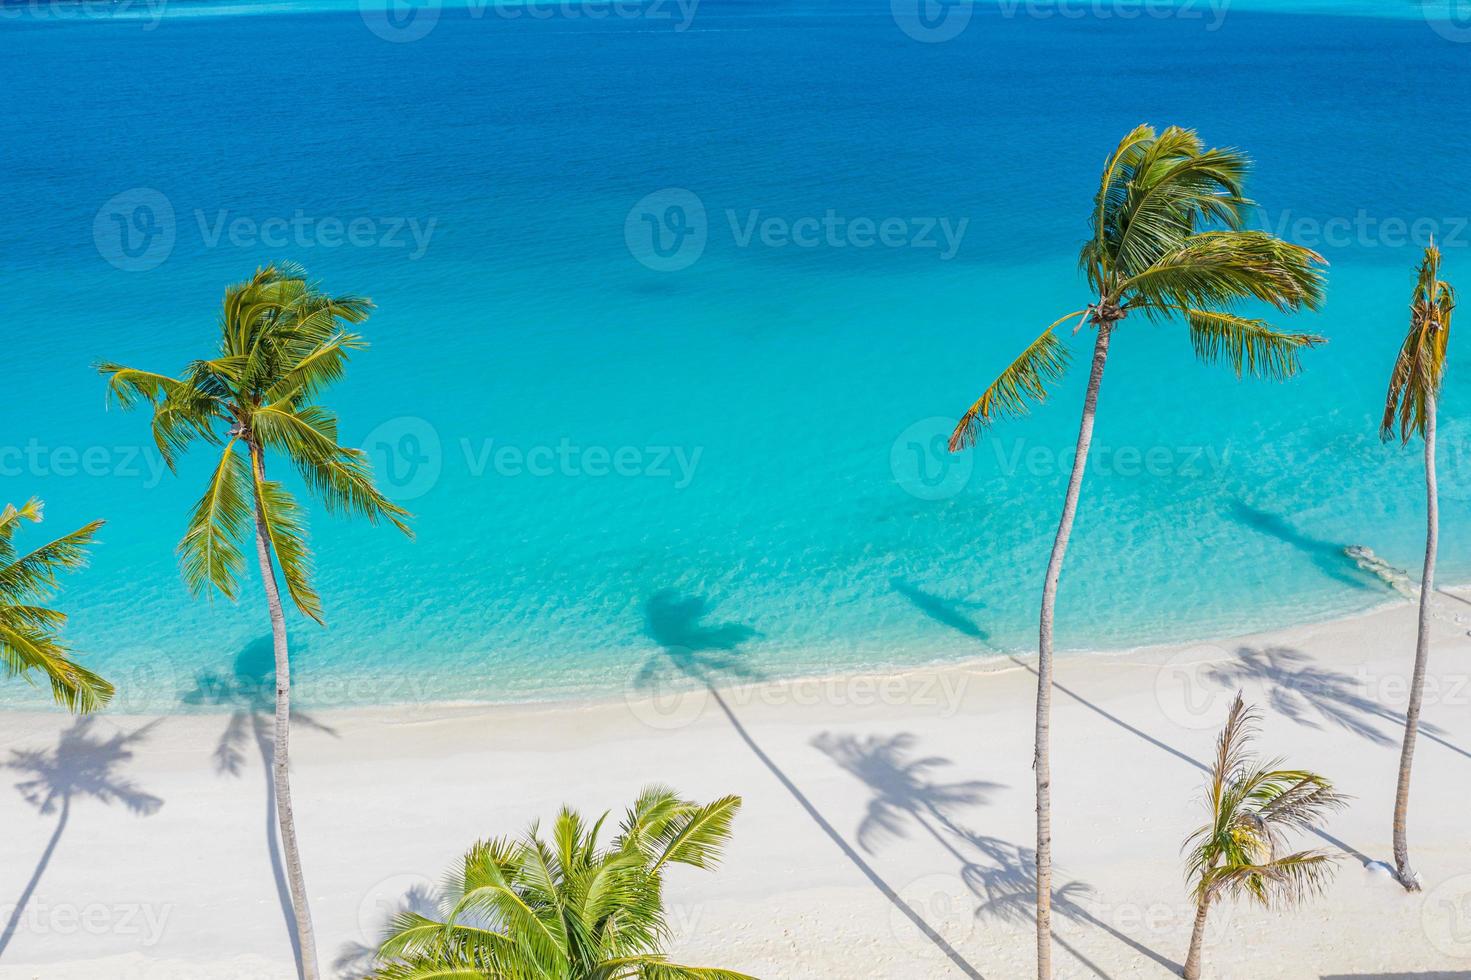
[3,0,1470,710]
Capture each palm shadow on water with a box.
[179,636,338,975]
[634,589,986,978]
[1229,501,1386,593]
[0,717,164,958]
[812,731,1182,977]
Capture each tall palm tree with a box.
[370,786,752,980]
[1181,693,1344,979]
[0,498,112,712]
[948,124,1326,978]
[99,263,412,979]
[1381,242,1455,892]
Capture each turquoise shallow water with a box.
[2,1,1470,711]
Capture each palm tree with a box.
[947,124,1326,978]
[1381,242,1455,892]
[0,498,112,712]
[99,263,412,979]
[1181,693,1344,979]
[369,786,752,980]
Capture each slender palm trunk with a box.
[1393,393,1437,893]
[250,449,319,979]
[1181,893,1211,980]
[1035,322,1114,979]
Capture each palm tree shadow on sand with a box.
[180,636,338,974]
[0,717,164,958]
[891,579,1377,865]
[634,589,985,978]
[1203,645,1467,759]
[812,730,1183,977]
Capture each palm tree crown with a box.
[98,263,411,622]
[371,786,751,980]
[0,499,111,712]
[1185,693,1344,909]
[1382,242,1454,444]
[950,124,1328,449]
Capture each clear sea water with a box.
[3,0,1470,711]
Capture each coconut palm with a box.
[369,786,752,980]
[947,124,1326,978]
[1181,693,1344,979]
[0,499,112,712]
[98,263,412,979]
[1381,242,1455,892]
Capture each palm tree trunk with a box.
[1181,893,1210,980]
[1393,392,1437,893]
[1035,322,1114,980]
[250,451,320,979]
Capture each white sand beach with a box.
[2,592,1470,980]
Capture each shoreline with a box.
[0,578,1450,719]
[2,586,1470,976]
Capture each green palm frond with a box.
[1382,243,1455,443]
[370,788,750,980]
[948,314,1081,450]
[650,794,741,872]
[251,471,322,624]
[1120,231,1326,315]
[1181,309,1324,380]
[178,441,251,603]
[0,502,111,713]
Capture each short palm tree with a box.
[1381,242,1455,892]
[947,124,1326,979]
[370,786,752,980]
[99,263,412,979]
[1181,693,1344,979]
[0,499,112,712]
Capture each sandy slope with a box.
[2,591,1470,979]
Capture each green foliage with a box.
[0,499,113,712]
[99,263,412,623]
[951,124,1326,448]
[370,787,753,980]
[1382,243,1455,443]
[1184,694,1346,909]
